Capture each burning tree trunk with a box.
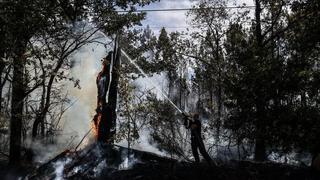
[93,36,121,143]
[93,53,112,142]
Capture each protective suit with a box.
[184,113,213,165]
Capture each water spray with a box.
[74,43,187,150]
[121,49,184,114]
[98,30,185,114]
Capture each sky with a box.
[137,0,255,34]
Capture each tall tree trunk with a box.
[9,41,26,165]
[254,0,267,162]
[255,136,266,161]
[255,103,267,161]
[215,30,222,143]
[255,0,263,47]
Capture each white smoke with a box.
[61,42,107,148]
[133,72,169,100]
[60,33,168,157]
[118,153,139,170]
[54,158,72,180]
[116,127,166,156]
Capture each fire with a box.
[92,113,102,140]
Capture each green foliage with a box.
[223,0,320,158]
[146,94,186,157]
[119,26,158,75]
[0,0,159,164]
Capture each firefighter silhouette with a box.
[184,113,214,165]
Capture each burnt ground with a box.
[0,143,319,180]
[104,159,319,180]
[0,157,30,180]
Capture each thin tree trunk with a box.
[216,76,222,142]
[127,116,131,153]
[0,78,2,114]
[0,65,11,114]
[0,61,4,114]
[32,57,64,139]
[32,82,46,139]
[168,73,174,101]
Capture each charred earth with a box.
[0,143,311,180]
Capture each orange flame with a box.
[92,113,102,140]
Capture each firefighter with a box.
[184,113,214,165]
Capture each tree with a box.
[188,0,228,144]
[1,0,63,165]
[154,28,177,100]
[1,0,158,165]
[224,0,320,162]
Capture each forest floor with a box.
[0,144,319,180]
[104,159,320,180]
